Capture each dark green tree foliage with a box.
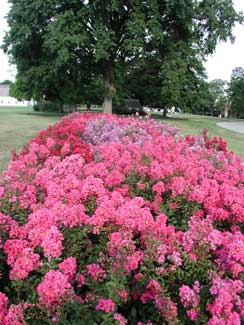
[125,55,163,108]
[229,67,244,118]
[189,79,230,117]
[207,79,228,116]
[3,0,242,113]
[213,79,228,116]
[126,1,242,115]
[0,80,12,85]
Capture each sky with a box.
[204,0,244,82]
[0,0,244,83]
[0,0,15,81]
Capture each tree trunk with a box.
[103,64,115,114]
[224,98,232,118]
[60,104,65,113]
[87,103,91,111]
[162,107,167,118]
[104,95,113,114]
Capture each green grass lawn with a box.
[0,107,62,174]
[155,114,244,158]
[0,107,244,175]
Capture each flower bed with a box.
[0,113,244,324]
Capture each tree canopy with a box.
[229,67,244,118]
[3,0,242,113]
[208,79,228,116]
[0,80,12,85]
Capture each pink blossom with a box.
[4,240,42,280]
[96,299,115,313]
[114,313,128,325]
[40,226,64,260]
[87,264,107,282]
[1,112,244,323]
[0,186,4,199]
[76,274,85,288]
[4,304,28,325]
[137,182,146,190]
[59,257,77,282]
[37,270,74,309]
[0,292,8,323]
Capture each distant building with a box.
[0,85,29,107]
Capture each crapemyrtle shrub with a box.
[0,113,244,324]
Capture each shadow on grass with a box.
[152,113,190,121]
[24,109,103,117]
[24,111,66,117]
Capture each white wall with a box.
[0,96,29,107]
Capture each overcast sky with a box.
[0,0,244,83]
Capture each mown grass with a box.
[0,107,244,175]
[0,107,62,174]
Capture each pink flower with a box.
[0,292,8,322]
[179,283,200,309]
[37,270,74,309]
[179,282,200,322]
[152,181,166,194]
[76,274,85,288]
[105,170,125,187]
[4,304,28,325]
[87,264,107,282]
[137,182,146,190]
[141,280,161,303]
[116,289,128,302]
[124,251,144,272]
[40,226,64,260]
[59,257,77,282]
[2,111,244,323]
[4,240,42,280]
[96,299,115,313]
[154,296,178,323]
[0,186,4,199]
[114,313,128,325]
[207,277,243,324]
[187,309,199,321]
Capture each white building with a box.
[0,85,29,107]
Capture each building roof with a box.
[0,85,10,97]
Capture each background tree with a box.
[126,44,212,117]
[229,67,244,118]
[0,80,12,85]
[3,0,242,113]
[208,79,228,116]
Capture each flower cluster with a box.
[0,113,244,324]
[179,282,200,321]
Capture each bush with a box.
[33,101,64,112]
[0,113,244,324]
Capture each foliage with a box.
[2,0,242,112]
[188,79,229,117]
[33,101,64,113]
[229,67,244,118]
[0,80,12,85]
[0,113,244,324]
[209,80,228,116]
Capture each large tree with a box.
[208,79,228,116]
[125,45,208,116]
[3,0,242,113]
[229,67,244,118]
